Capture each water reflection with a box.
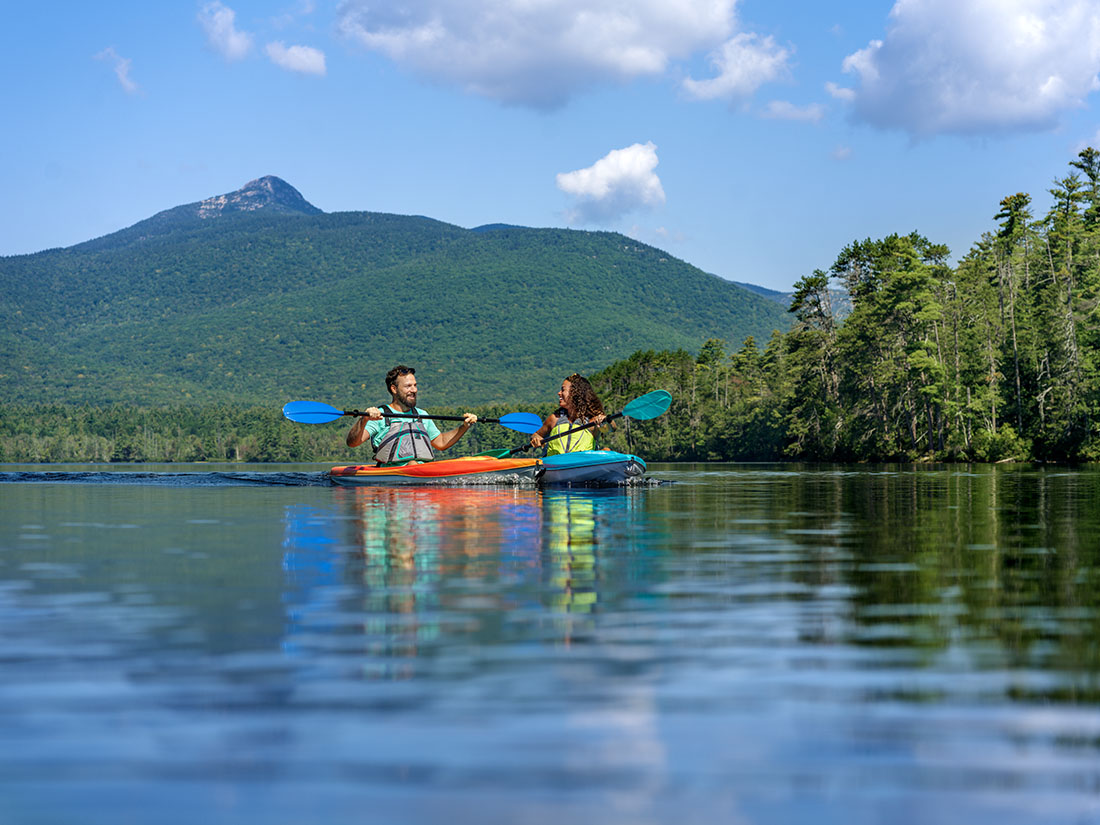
[0,467,1098,823]
[280,487,651,678]
[332,486,544,680]
[276,467,1100,706]
[545,491,598,617]
[654,464,1100,703]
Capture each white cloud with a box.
[825,81,855,102]
[682,32,791,101]
[336,0,738,107]
[762,100,825,122]
[94,47,139,94]
[837,0,1100,137]
[832,145,852,161]
[266,42,326,75]
[198,1,254,61]
[557,142,666,224]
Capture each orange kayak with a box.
[330,456,540,486]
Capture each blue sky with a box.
[3,0,1100,291]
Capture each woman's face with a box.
[558,380,573,412]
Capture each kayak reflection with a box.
[339,486,542,679]
[282,486,646,679]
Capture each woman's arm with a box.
[529,412,561,449]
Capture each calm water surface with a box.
[1,462,1099,824]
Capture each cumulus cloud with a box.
[557,142,666,224]
[198,1,254,61]
[836,0,1100,136]
[682,32,792,102]
[762,100,825,122]
[94,47,139,94]
[266,42,326,75]
[336,0,738,107]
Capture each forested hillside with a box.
[589,148,1100,463]
[0,177,789,408]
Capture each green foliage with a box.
[0,211,790,408]
[970,425,1030,463]
[583,147,1100,464]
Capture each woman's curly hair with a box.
[563,373,604,420]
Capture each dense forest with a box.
[4,150,1100,464]
[596,147,1100,463]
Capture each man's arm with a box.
[431,412,477,451]
[346,407,383,448]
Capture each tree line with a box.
[0,402,553,464]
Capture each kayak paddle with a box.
[477,390,673,457]
[282,401,543,434]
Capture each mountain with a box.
[731,281,791,304]
[71,176,323,253]
[732,279,852,319]
[0,177,792,407]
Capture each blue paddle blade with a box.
[498,412,543,434]
[622,390,672,420]
[282,400,346,424]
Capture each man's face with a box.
[391,373,418,408]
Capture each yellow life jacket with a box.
[546,414,596,455]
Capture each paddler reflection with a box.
[339,485,541,679]
[544,491,598,616]
[539,490,642,646]
[541,488,642,648]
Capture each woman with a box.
[530,373,607,455]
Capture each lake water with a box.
[1,462,1099,824]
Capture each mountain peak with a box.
[195,176,322,218]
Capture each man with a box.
[346,365,477,464]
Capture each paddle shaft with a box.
[506,390,671,455]
[508,412,619,456]
[542,411,619,444]
[349,409,500,424]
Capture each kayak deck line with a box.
[329,450,648,487]
[329,455,540,486]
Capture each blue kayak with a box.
[535,450,646,486]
